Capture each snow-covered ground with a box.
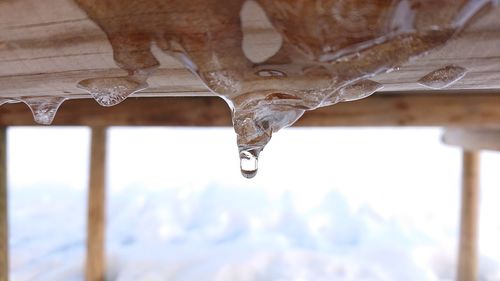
[6,127,500,280]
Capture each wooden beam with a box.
[2,93,500,127]
[443,129,500,151]
[295,93,500,128]
[457,150,480,281]
[86,127,107,281]
[1,1,500,99]
[0,127,8,281]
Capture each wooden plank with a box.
[457,150,480,281]
[0,127,7,281]
[443,129,500,151]
[2,93,500,127]
[86,127,107,281]
[1,1,500,99]
[295,93,500,128]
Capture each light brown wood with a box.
[0,127,7,281]
[1,0,500,99]
[86,127,107,281]
[295,92,500,128]
[443,129,500,151]
[457,150,480,281]
[2,93,500,127]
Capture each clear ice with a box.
[18,96,67,125]
[69,0,496,177]
[418,65,468,89]
[78,74,150,107]
[322,80,384,107]
[0,98,17,107]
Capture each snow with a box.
[6,127,500,280]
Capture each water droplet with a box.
[19,96,67,125]
[77,77,147,107]
[239,149,259,179]
[418,65,467,89]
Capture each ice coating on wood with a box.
[78,76,149,107]
[73,0,494,177]
[322,80,384,107]
[18,96,67,125]
[418,65,468,89]
[0,98,17,107]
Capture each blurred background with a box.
[6,127,500,281]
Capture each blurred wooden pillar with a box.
[86,127,107,281]
[457,150,480,281]
[442,129,486,281]
[0,127,8,281]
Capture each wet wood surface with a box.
[1,0,500,99]
[1,93,500,127]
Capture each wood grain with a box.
[2,93,500,127]
[1,0,500,99]
[86,127,107,281]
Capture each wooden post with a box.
[86,127,107,281]
[457,150,480,281]
[0,127,8,281]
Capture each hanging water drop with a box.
[19,96,67,125]
[77,77,148,107]
[418,65,467,89]
[239,149,259,179]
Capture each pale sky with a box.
[6,127,500,260]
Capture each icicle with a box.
[72,0,488,178]
[77,76,148,107]
[19,96,67,125]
